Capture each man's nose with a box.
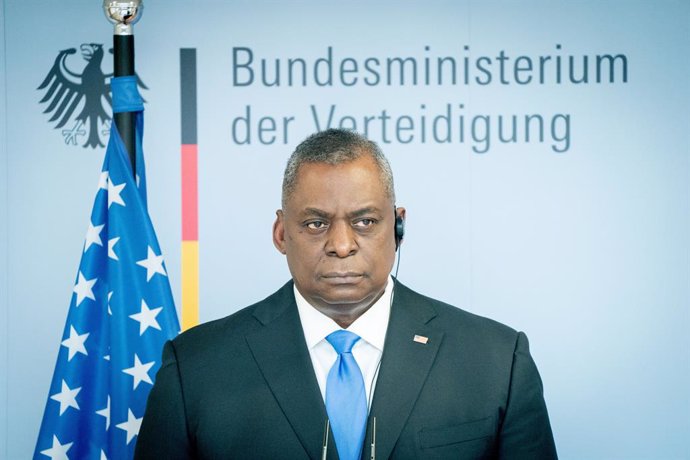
[326,221,357,257]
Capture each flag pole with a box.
[103,0,143,173]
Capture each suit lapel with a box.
[245,283,334,460]
[365,282,444,459]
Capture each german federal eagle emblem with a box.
[38,44,146,149]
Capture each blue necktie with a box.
[326,330,367,460]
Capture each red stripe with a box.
[181,144,198,241]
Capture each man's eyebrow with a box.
[348,207,382,218]
[302,207,331,218]
[300,207,383,219]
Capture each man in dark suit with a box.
[136,129,557,459]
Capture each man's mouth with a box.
[321,272,364,283]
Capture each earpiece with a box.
[394,206,405,250]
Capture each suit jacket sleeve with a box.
[135,340,192,460]
[498,331,557,459]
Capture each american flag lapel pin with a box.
[413,334,429,344]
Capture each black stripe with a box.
[180,48,197,144]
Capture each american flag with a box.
[34,77,180,459]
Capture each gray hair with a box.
[282,129,395,208]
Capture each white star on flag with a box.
[98,171,109,190]
[50,380,81,416]
[60,325,89,361]
[73,271,97,307]
[108,237,120,260]
[100,450,108,460]
[84,221,105,253]
[95,395,111,430]
[107,179,126,208]
[107,291,113,316]
[129,299,163,335]
[136,246,167,281]
[116,409,142,445]
[122,354,154,389]
[40,435,73,460]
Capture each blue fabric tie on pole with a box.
[111,76,144,113]
[326,330,367,460]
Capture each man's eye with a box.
[354,219,376,228]
[306,221,327,230]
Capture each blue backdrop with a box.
[1,1,688,458]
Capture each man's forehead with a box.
[285,181,392,216]
[294,157,384,186]
[282,154,394,212]
[293,160,387,190]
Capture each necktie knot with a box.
[326,330,360,354]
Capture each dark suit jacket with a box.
[135,280,557,459]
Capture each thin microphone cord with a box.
[367,285,394,408]
[366,286,396,460]
[367,358,382,410]
[394,243,402,279]
[366,342,383,460]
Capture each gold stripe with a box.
[181,241,199,330]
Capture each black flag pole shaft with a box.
[113,34,136,172]
[104,0,143,174]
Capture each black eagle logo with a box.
[38,44,146,149]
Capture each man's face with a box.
[273,155,403,325]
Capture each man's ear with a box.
[396,207,407,222]
[272,210,287,254]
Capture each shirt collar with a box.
[295,276,394,352]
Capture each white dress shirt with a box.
[295,276,393,409]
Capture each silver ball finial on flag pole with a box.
[103,0,143,35]
[103,0,143,171]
